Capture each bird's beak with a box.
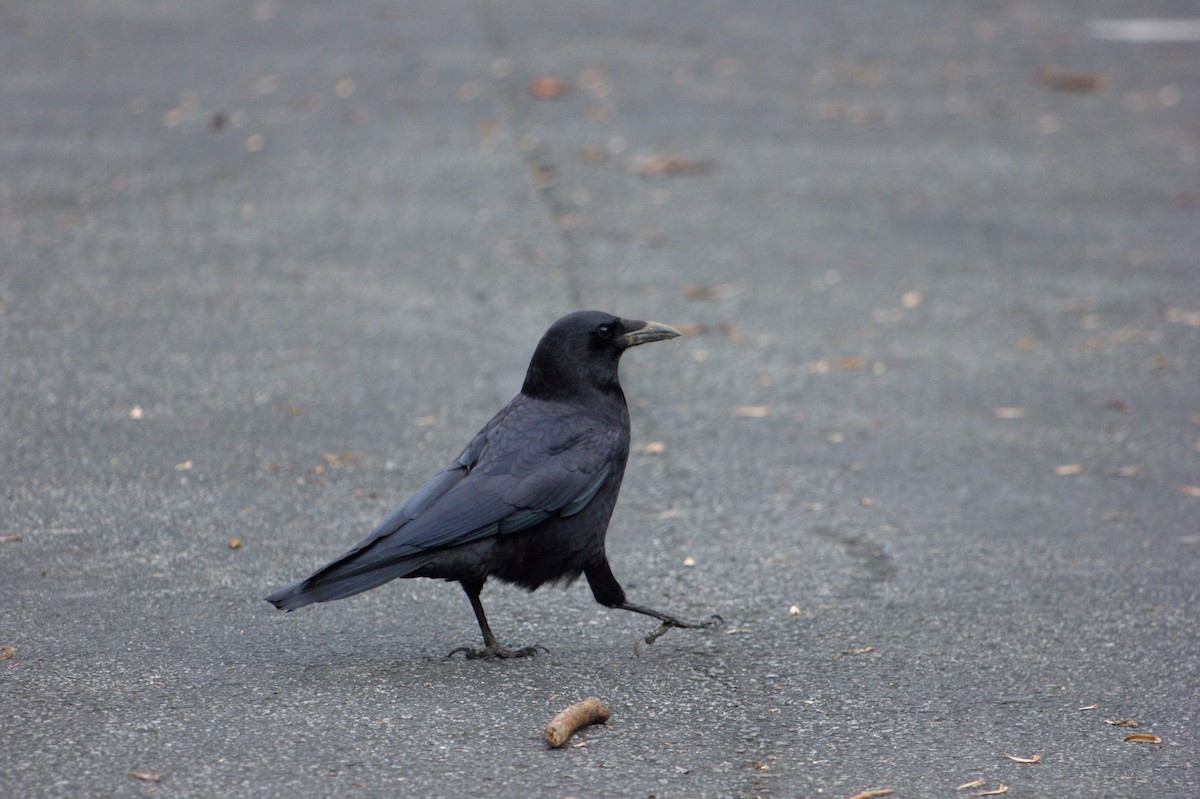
[619,320,681,348]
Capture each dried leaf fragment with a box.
[683,283,737,300]
[321,451,366,469]
[227,538,243,550]
[630,153,714,178]
[1003,753,1042,763]
[976,786,1009,797]
[1104,718,1138,727]
[814,102,882,123]
[544,698,610,748]
[733,406,770,418]
[528,76,571,99]
[789,605,802,616]
[842,646,875,655]
[846,790,893,799]
[0,646,15,660]
[1180,486,1200,498]
[1124,733,1161,744]
[579,146,608,165]
[129,771,163,783]
[1077,704,1099,711]
[174,460,194,471]
[957,779,986,790]
[635,441,667,455]
[673,322,745,343]
[1035,69,1106,93]
[1055,463,1084,476]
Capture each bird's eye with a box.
[596,324,613,340]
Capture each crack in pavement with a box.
[473,0,587,308]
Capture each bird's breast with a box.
[488,471,624,591]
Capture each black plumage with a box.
[266,311,718,657]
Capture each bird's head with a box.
[521,311,680,401]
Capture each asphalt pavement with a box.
[3,2,1198,797]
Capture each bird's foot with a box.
[447,643,549,660]
[684,614,724,630]
[652,613,724,634]
[638,614,724,649]
[641,622,674,647]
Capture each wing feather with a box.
[344,398,623,562]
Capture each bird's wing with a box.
[311,426,486,568]
[350,399,624,564]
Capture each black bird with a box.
[266,311,719,658]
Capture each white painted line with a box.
[1087,18,1200,43]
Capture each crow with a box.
[266,310,719,658]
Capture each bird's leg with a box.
[614,600,723,630]
[447,577,545,660]
[585,559,722,642]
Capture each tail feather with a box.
[265,551,437,611]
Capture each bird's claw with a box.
[662,613,724,631]
[642,622,674,646]
[447,643,548,660]
[637,613,724,650]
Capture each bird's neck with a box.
[521,353,625,406]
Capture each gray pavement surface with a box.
[3,1,1198,797]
